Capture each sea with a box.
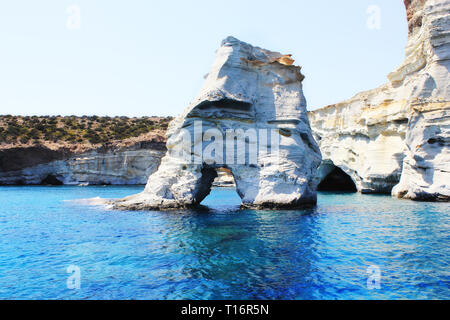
[0,186,448,299]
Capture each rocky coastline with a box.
[309,0,449,201]
[1,0,448,205]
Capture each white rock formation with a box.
[114,36,322,210]
[0,147,165,185]
[392,0,450,201]
[309,0,450,201]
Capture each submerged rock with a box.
[310,0,450,201]
[114,36,321,210]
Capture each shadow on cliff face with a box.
[318,167,357,192]
[0,147,70,172]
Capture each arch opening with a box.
[199,167,241,207]
[318,166,357,192]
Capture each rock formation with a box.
[114,36,322,210]
[0,141,165,185]
[309,0,449,201]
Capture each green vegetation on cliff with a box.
[0,115,173,145]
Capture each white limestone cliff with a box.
[0,145,165,186]
[114,36,322,210]
[309,0,449,201]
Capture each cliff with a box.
[0,143,165,186]
[309,0,449,201]
[0,116,168,185]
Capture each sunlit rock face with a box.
[310,0,450,201]
[392,0,450,201]
[114,36,322,210]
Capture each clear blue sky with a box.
[0,0,407,117]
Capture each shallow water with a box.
[0,186,448,300]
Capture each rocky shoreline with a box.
[0,134,166,186]
[1,0,448,205]
[309,0,449,201]
[0,135,235,188]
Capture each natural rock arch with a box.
[113,37,322,210]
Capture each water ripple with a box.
[0,186,448,299]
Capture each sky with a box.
[0,0,408,117]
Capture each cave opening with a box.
[318,167,357,192]
[40,174,63,186]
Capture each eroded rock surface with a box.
[310,0,449,201]
[0,142,165,185]
[114,36,321,210]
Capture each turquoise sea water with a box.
[0,186,448,300]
